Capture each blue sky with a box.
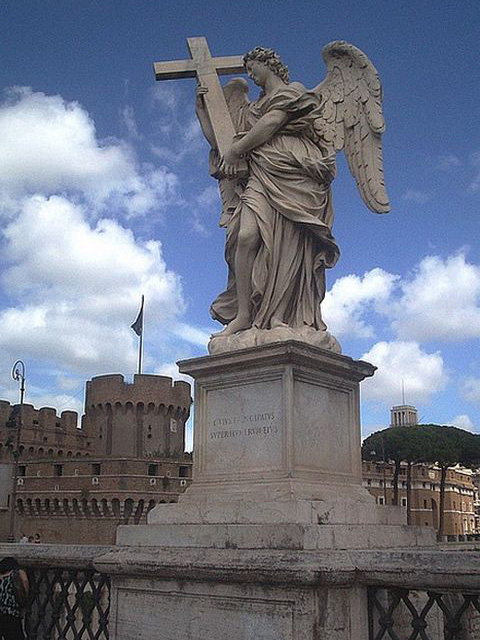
[0,0,479,442]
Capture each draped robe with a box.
[211,81,340,331]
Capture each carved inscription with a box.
[210,412,278,440]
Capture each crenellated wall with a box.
[0,400,86,461]
[0,373,193,543]
[83,374,191,458]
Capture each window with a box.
[53,464,63,477]
[423,499,427,509]
[147,463,158,477]
[401,497,407,507]
[170,419,178,433]
[367,479,372,486]
[18,465,26,477]
[179,466,189,478]
[91,463,101,476]
[378,497,384,505]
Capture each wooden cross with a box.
[153,37,245,160]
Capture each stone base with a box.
[147,485,401,526]
[117,522,435,550]
[209,325,342,355]
[148,342,379,527]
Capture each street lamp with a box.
[8,360,26,543]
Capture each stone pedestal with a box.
[146,342,398,529]
[111,342,436,639]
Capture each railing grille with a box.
[368,587,480,640]
[24,567,110,640]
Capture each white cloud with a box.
[460,377,480,405]
[172,323,211,347]
[120,105,141,140]
[360,341,447,405]
[390,254,480,341]
[190,185,220,236]
[0,87,178,217]
[437,154,461,170]
[154,362,193,386]
[448,414,475,431]
[149,83,205,163]
[470,152,480,192]
[0,195,185,375]
[323,268,398,338]
[403,189,431,204]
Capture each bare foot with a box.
[212,315,252,337]
[270,317,288,329]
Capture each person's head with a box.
[243,47,289,84]
[0,557,19,573]
[28,536,33,543]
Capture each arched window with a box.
[133,499,144,525]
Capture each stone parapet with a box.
[3,543,480,638]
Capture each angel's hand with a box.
[220,144,242,178]
[195,85,208,109]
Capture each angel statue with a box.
[195,42,390,355]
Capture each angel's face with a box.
[245,60,270,87]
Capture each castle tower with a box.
[83,374,191,458]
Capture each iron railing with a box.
[23,566,110,640]
[368,587,480,639]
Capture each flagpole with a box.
[138,295,144,374]
[138,324,143,374]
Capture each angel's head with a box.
[243,47,289,85]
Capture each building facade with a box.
[362,404,478,538]
[362,460,477,536]
[0,373,192,544]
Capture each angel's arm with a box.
[233,109,288,154]
[222,110,287,174]
[195,86,216,148]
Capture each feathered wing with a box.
[210,78,250,224]
[314,41,390,213]
[223,77,249,132]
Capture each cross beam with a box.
[153,37,245,159]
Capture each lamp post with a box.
[8,360,26,543]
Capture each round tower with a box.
[83,374,191,458]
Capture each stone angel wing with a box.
[314,41,390,213]
[223,77,249,132]
[209,78,250,225]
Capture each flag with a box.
[131,295,144,336]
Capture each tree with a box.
[364,424,480,539]
[415,425,480,540]
[363,427,423,508]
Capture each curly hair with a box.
[243,47,289,84]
